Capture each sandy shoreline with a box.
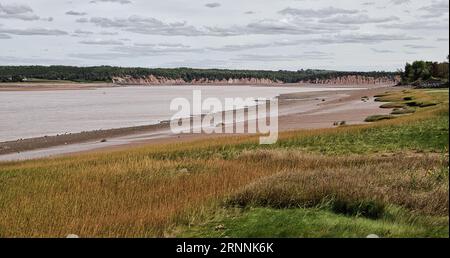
[0,84,401,160]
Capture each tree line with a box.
[0,66,398,84]
[400,57,449,86]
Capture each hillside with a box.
[0,66,399,85]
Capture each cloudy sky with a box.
[0,0,448,71]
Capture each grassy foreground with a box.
[0,89,448,237]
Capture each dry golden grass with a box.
[0,158,279,237]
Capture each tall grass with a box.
[230,150,448,216]
[0,158,281,237]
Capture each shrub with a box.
[331,200,385,219]
[391,108,416,115]
[405,101,420,107]
[374,94,388,98]
[380,103,406,108]
[419,102,438,107]
[364,115,395,122]
[406,101,438,108]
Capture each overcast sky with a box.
[0,0,448,71]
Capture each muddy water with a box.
[0,85,356,142]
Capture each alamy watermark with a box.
[169,90,278,144]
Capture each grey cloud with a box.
[278,7,358,18]
[404,44,436,49]
[0,55,81,65]
[90,0,132,4]
[371,48,395,53]
[206,41,301,52]
[0,27,68,36]
[73,29,94,35]
[162,59,229,69]
[0,33,11,39]
[207,43,271,52]
[205,26,282,36]
[133,42,192,49]
[246,19,356,34]
[379,20,449,30]
[207,32,421,53]
[158,43,191,48]
[133,43,155,47]
[320,14,399,24]
[207,22,297,36]
[99,31,119,35]
[86,16,207,36]
[207,19,358,36]
[232,52,332,62]
[84,15,357,36]
[205,3,221,8]
[333,33,421,43]
[0,3,39,21]
[66,11,87,16]
[71,43,205,60]
[68,52,131,60]
[76,18,89,23]
[295,33,422,45]
[390,0,410,5]
[0,3,32,14]
[419,0,449,18]
[112,44,204,56]
[0,0,444,71]
[79,39,124,45]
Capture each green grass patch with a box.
[375,96,404,102]
[391,108,416,115]
[380,103,406,108]
[374,93,389,98]
[364,115,395,122]
[405,101,438,107]
[278,109,448,154]
[331,200,384,219]
[375,89,446,109]
[178,207,449,238]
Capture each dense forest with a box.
[400,57,449,87]
[0,66,398,84]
